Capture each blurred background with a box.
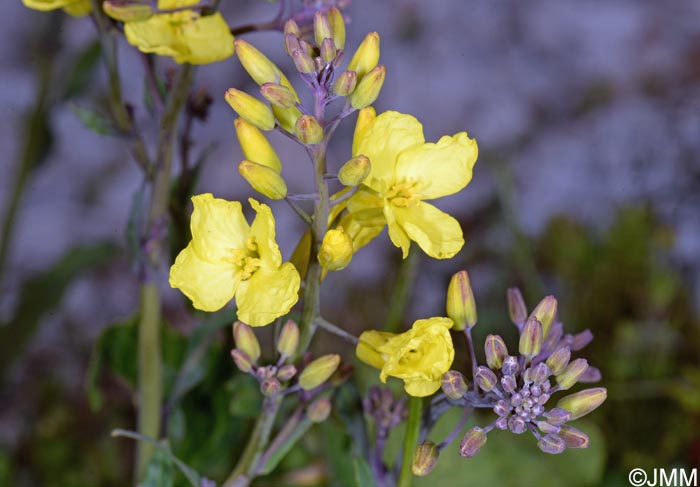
[1,0,699,485]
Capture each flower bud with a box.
[353,106,376,153]
[307,397,332,423]
[349,65,386,109]
[233,321,261,363]
[569,329,594,351]
[555,358,588,390]
[299,354,340,391]
[484,334,507,370]
[446,270,477,330]
[225,88,275,131]
[318,229,353,271]
[528,295,558,338]
[276,364,297,382]
[283,19,301,38]
[412,440,439,477]
[558,425,590,449]
[543,407,572,426]
[543,321,563,351]
[333,70,357,97]
[347,32,380,80]
[579,366,602,383]
[475,366,497,392]
[326,7,346,50]
[284,33,301,57]
[260,82,297,108]
[260,377,281,397]
[519,318,543,359]
[500,375,516,393]
[313,11,333,48]
[276,319,300,358]
[532,363,552,384]
[234,118,281,172]
[502,355,519,376]
[441,370,468,400]
[338,154,370,186]
[538,434,566,454]
[320,38,337,64]
[235,39,283,86]
[557,387,607,420]
[508,416,527,434]
[292,49,316,74]
[238,160,287,200]
[546,346,571,376]
[231,349,253,373]
[103,0,152,22]
[536,421,561,435]
[459,427,487,458]
[507,287,527,326]
[295,114,324,144]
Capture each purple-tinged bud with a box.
[260,377,281,397]
[556,358,588,390]
[295,115,323,144]
[536,393,551,405]
[507,287,527,326]
[519,318,543,359]
[495,417,508,430]
[558,425,590,449]
[284,33,301,57]
[349,65,386,109]
[523,367,535,384]
[283,19,301,38]
[532,404,545,416]
[538,434,566,454]
[543,407,572,425]
[569,329,594,351]
[511,393,523,407]
[542,321,563,351]
[333,70,357,97]
[338,154,370,186]
[459,427,487,457]
[502,356,519,376]
[299,354,340,391]
[485,334,508,370]
[557,387,607,420]
[231,349,253,373]
[531,363,551,384]
[441,370,468,400]
[233,321,261,363]
[508,416,527,434]
[528,295,558,338]
[446,270,478,330]
[277,320,300,358]
[536,421,561,434]
[579,366,602,383]
[256,366,275,381]
[292,49,316,74]
[307,397,332,423]
[475,366,498,392]
[546,347,571,376]
[260,82,297,109]
[494,400,510,417]
[276,364,297,382]
[501,375,517,394]
[320,38,337,64]
[411,440,439,477]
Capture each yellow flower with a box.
[356,317,455,397]
[22,0,91,16]
[169,194,300,327]
[344,109,478,259]
[123,0,234,64]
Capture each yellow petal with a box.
[404,379,442,397]
[356,330,394,369]
[393,202,464,259]
[62,0,91,16]
[384,206,411,258]
[353,111,424,192]
[235,263,300,327]
[189,193,249,262]
[249,198,283,269]
[169,242,239,312]
[338,213,385,253]
[395,132,478,199]
[352,106,376,155]
[23,0,86,12]
[172,13,234,64]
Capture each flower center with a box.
[230,236,261,280]
[385,180,420,208]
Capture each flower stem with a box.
[464,328,479,391]
[315,317,359,345]
[398,396,423,487]
[385,246,419,333]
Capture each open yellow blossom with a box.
[123,0,234,64]
[169,194,300,327]
[344,109,478,259]
[356,317,455,397]
[22,0,91,16]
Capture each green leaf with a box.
[354,457,378,487]
[69,103,118,136]
[138,445,175,487]
[62,40,102,100]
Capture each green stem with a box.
[398,397,423,487]
[385,246,419,333]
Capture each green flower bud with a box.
[519,317,543,359]
[103,0,153,22]
[327,7,346,50]
[225,88,275,131]
[446,270,477,330]
[299,354,340,391]
[557,387,607,420]
[276,364,297,382]
[349,65,386,109]
[276,319,300,358]
[333,70,358,97]
[338,154,370,186]
[441,370,468,400]
[546,346,571,375]
[507,287,527,325]
[233,321,261,363]
[306,397,332,423]
[555,358,588,390]
[235,39,283,86]
[412,440,439,477]
[238,160,288,200]
[260,377,281,397]
[320,38,337,64]
[292,49,316,74]
[528,295,558,338]
[231,349,253,373]
[484,334,508,370]
[260,82,297,108]
[347,32,380,80]
[295,114,324,144]
[313,11,333,48]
